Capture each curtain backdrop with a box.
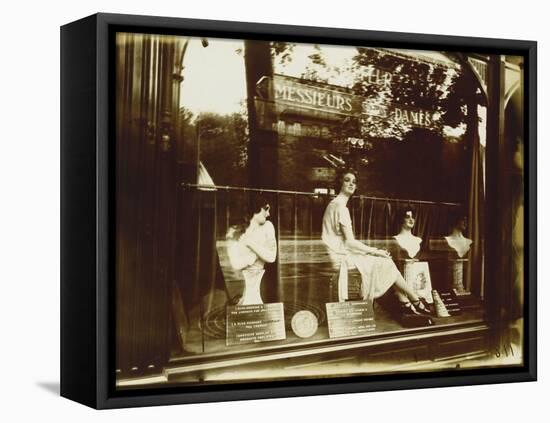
[467,107,485,297]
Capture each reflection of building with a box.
[252,73,471,201]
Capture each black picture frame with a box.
[60,12,537,409]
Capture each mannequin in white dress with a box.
[321,169,431,315]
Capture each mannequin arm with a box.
[242,222,277,263]
[341,224,390,258]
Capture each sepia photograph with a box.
[113,29,527,391]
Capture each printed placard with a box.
[326,301,375,339]
[226,303,286,346]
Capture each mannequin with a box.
[445,215,472,258]
[394,209,422,259]
[392,209,433,304]
[445,213,472,294]
[226,197,277,305]
[321,170,431,317]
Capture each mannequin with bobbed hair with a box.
[321,169,432,315]
[226,194,277,305]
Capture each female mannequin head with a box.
[395,208,416,234]
[335,168,358,197]
[445,209,471,258]
[394,208,421,258]
[245,194,271,227]
[448,209,467,235]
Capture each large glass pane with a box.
[114,32,524,388]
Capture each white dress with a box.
[322,197,399,301]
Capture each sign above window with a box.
[256,74,438,129]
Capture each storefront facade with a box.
[114,35,525,387]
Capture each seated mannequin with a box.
[320,169,432,318]
[225,197,277,305]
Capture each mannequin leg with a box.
[393,273,419,302]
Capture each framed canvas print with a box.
[60,13,537,409]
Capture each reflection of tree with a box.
[301,44,338,84]
[439,58,486,128]
[340,49,476,201]
[271,41,295,66]
[359,128,469,201]
[250,43,480,201]
[351,48,454,139]
[180,108,249,186]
